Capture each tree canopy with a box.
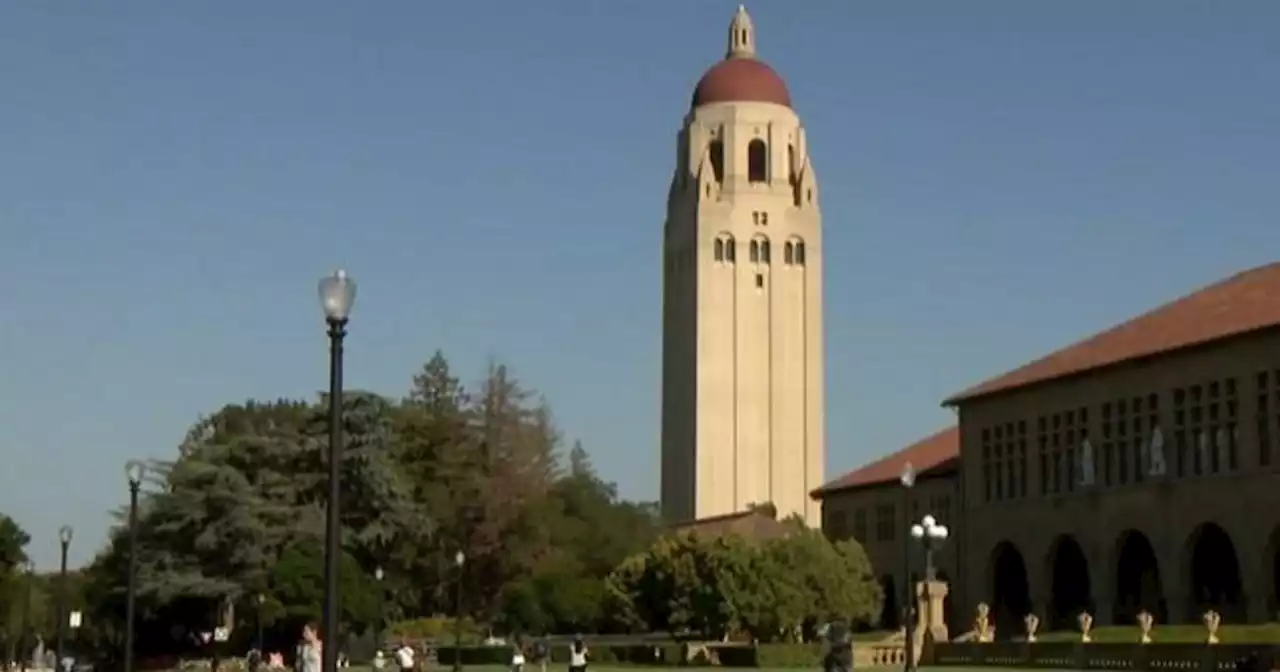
[78,352,663,657]
[68,349,883,658]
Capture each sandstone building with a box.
[661,6,825,527]
[816,263,1280,632]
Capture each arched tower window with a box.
[751,236,771,265]
[748,139,768,183]
[784,238,807,266]
[715,234,736,264]
[709,139,725,183]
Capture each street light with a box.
[453,551,466,672]
[909,514,950,581]
[909,514,950,659]
[19,560,34,672]
[125,460,146,672]
[255,593,266,669]
[56,525,73,671]
[318,269,356,672]
[373,567,385,656]
[899,462,916,672]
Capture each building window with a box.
[874,504,895,542]
[760,239,771,264]
[795,241,806,266]
[747,138,768,183]
[709,139,725,183]
[714,238,724,262]
[754,273,764,288]
[784,242,794,265]
[749,240,759,263]
[826,510,847,540]
[852,509,868,542]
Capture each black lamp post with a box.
[56,525,73,671]
[255,593,265,667]
[900,462,916,672]
[318,269,356,672]
[125,459,146,672]
[18,559,34,672]
[453,551,465,672]
[373,567,384,656]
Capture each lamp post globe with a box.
[910,524,924,540]
[375,567,384,582]
[455,551,466,567]
[900,462,916,488]
[318,270,357,323]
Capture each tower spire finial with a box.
[726,5,756,59]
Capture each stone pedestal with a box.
[916,580,950,646]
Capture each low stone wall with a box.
[931,641,1278,670]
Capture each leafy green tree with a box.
[270,541,378,635]
[605,527,882,641]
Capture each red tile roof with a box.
[669,508,791,541]
[811,426,959,498]
[945,263,1280,405]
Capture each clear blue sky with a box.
[2,1,1277,568]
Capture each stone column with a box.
[1246,592,1271,623]
[1092,594,1113,626]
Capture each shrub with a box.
[435,645,514,666]
[756,642,826,667]
[387,616,481,644]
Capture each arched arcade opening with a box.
[1046,535,1093,630]
[1186,522,1243,621]
[1113,529,1166,625]
[879,574,899,629]
[988,541,1032,639]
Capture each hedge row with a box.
[434,643,827,668]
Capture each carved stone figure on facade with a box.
[1077,612,1093,643]
[1203,609,1221,645]
[1136,610,1154,644]
[1148,426,1167,476]
[1023,614,1040,643]
[974,603,994,643]
[1079,438,1095,487]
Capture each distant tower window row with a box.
[713,235,807,266]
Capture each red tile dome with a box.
[691,57,792,110]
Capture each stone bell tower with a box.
[660,5,825,527]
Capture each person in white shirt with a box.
[568,636,588,672]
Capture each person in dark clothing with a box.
[823,621,853,672]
